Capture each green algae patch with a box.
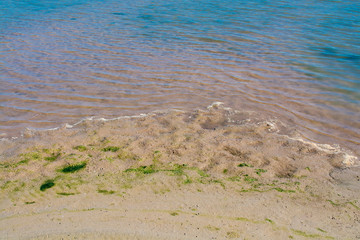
[234,216,264,224]
[125,165,158,174]
[16,159,29,165]
[183,177,192,184]
[226,231,240,238]
[0,162,11,168]
[265,218,275,224]
[327,200,360,210]
[210,179,225,189]
[105,156,114,162]
[2,152,42,168]
[1,159,28,168]
[102,146,120,152]
[197,169,210,177]
[205,225,220,231]
[25,201,35,205]
[97,189,116,195]
[244,176,257,182]
[237,163,253,167]
[291,229,334,239]
[45,152,61,162]
[57,192,75,196]
[273,187,295,193]
[152,150,162,164]
[227,176,242,182]
[60,162,87,173]
[235,217,252,222]
[255,169,267,176]
[170,212,179,216]
[21,152,41,161]
[166,164,187,176]
[73,145,87,152]
[117,150,140,161]
[40,180,55,191]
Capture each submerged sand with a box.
[0,103,359,239]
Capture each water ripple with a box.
[0,0,359,154]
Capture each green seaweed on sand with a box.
[73,145,87,152]
[210,179,225,189]
[25,201,35,205]
[255,168,267,176]
[60,162,87,173]
[0,162,11,168]
[125,165,158,174]
[291,229,334,239]
[152,150,161,164]
[101,146,120,152]
[42,149,50,153]
[197,169,210,177]
[183,177,192,184]
[57,192,75,196]
[167,164,187,176]
[117,150,140,161]
[327,200,360,210]
[273,187,295,193]
[20,152,41,160]
[1,159,29,168]
[226,231,240,238]
[45,152,61,162]
[5,152,42,168]
[265,218,275,224]
[205,225,220,231]
[40,179,55,191]
[227,176,242,182]
[244,176,257,182]
[30,152,41,160]
[237,163,253,167]
[170,212,178,216]
[16,159,29,165]
[105,156,114,162]
[97,189,116,195]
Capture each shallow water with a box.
[0,0,359,154]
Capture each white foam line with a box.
[65,112,159,128]
[65,116,96,129]
[207,101,224,109]
[287,136,358,166]
[91,109,186,123]
[93,113,152,122]
[22,127,60,134]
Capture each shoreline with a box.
[0,104,359,239]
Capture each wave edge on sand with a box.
[0,103,359,239]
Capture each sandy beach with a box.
[0,103,359,239]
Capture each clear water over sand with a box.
[0,0,359,154]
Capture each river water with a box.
[0,0,359,154]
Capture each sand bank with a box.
[0,103,359,239]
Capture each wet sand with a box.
[0,103,359,239]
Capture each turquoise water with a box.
[0,0,359,152]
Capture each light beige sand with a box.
[0,103,359,239]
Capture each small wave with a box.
[1,103,357,170]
